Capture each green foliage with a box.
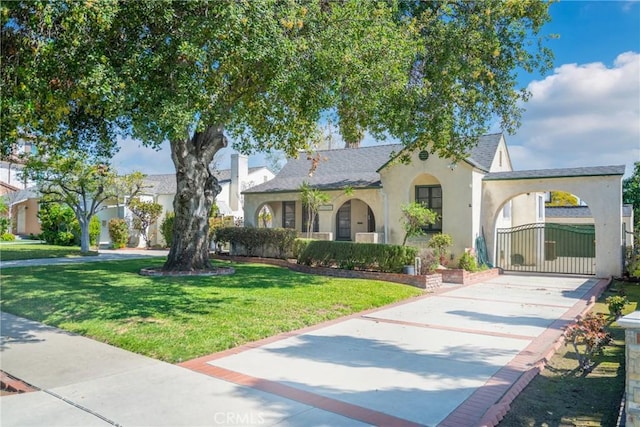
[545,191,578,207]
[108,218,129,249]
[458,251,480,272]
[1,232,16,241]
[623,162,640,230]
[160,213,175,248]
[215,227,298,259]
[3,0,553,270]
[298,240,417,273]
[258,207,273,228]
[293,238,313,260]
[0,197,9,235]
[606,295,630,319]
[127,197,163,248]
[0,217,10,235]
[427,233,454,263]
[38,203,78,246]
[564,313,612,372]
[401,202,438,245]
[89,215,101,247]
[300,182,331,236]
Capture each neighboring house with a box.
[6,186,41,236]
[243,133,629,277]
[546,204,635,248]
[96,154,274,247]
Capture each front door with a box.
[336,201,351,241]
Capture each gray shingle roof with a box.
[545,206,592,218]
[244,144,403,193]
[245,134,506,194]
[546,204,633,218]
[483,165,625,181]
[143,167,266,195]
[464,133,503,171]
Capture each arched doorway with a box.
[335,199,376,241]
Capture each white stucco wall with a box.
[243,188,383,240]
[380,149,479,257]
[482,174,624,277]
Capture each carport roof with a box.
[483,165,625,181]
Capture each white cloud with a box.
[509,51,640,177]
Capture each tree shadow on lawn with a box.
[0,259,337,327]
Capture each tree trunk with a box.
[164,126,227,271]
[79,216,91,254]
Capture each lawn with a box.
[0,243,98,261]
[0,258,422,362]
[498,280,637,426]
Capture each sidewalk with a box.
[1,274,608,426]
[0,249,169,269]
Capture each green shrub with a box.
[89,216,101,247]
[108,218,129,249]
[293,238,313,259]
[458,251,479,272]
[606,295,629,319]
[160,213,175,248]
[1,232,16,241]
[38,203,78,246]
[298,240,417,273]
[427,233,453,265]
[215,227,298,258]
[0,217,10,235]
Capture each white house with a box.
[243,133,629,277]
[96,154,274,247]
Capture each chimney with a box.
[230,153,248,212]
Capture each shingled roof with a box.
[483,165,625,181]
[245,134,505,194]
[244,144,403,193]
[142,167,266,195]
[546,204,633,218]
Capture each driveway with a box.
[1,274,607,426]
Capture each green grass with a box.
[0,243,98,261]
[0,258,422,362]
[498,280,638,427]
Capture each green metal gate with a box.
[496,223,595,275]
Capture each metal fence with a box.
[496,223,595,275]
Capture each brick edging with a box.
[1,370,38,394]
[443,277,611,427]
[212,254,442,290]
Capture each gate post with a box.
[617,311,640,426]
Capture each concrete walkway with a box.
[0,274,607,427]
[0,248,169,269]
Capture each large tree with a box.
[2,0,553,271]
[23,151,144,253]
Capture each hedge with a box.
[298,240,417,273]
[214,227,298,259]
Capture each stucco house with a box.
[243,133,629,277]
[96,154,274,247]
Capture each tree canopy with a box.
[2,0,553,270]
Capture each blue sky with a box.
[113,1,640,177]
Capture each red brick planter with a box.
[437,267,501,285]
[212,254,442,290]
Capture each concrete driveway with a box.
[1,274,607,426]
